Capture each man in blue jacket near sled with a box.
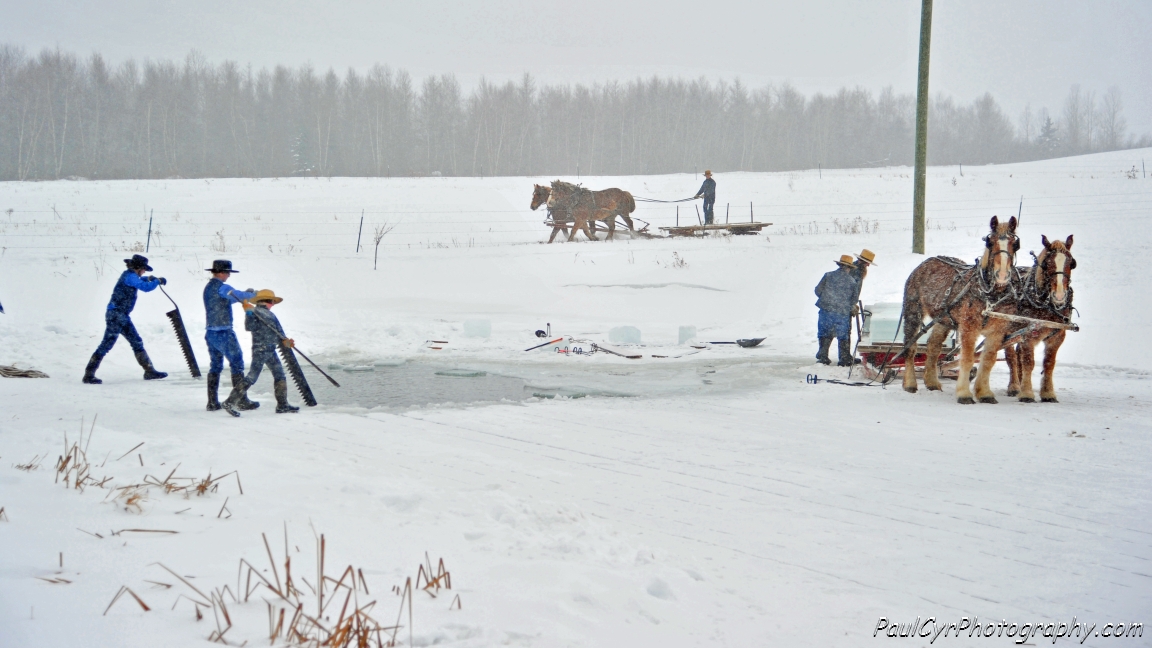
[203,259,259,412]
[83,254,168,384]
[694,170,717,225]
[814,255,861,366]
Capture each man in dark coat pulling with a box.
[222,289,300,416]
[694,170,716,225]
[83,254,167,383]
[814,255,861,366]
[203,260,259,411]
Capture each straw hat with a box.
[703,169,713,177]
[252,289,283,304]
[835,254,855,267]
[856,249,877,265]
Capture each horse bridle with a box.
[1027,249,1075,312]
[979,232,1020,293]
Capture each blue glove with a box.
[158,277,167,285]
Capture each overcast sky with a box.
[4,0,1150,135]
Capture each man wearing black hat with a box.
[203,260,259,411]
[83,254,168,384]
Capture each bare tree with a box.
[372,222,395,270]
[1018,104,1034,144]
[1098,86,1127,151]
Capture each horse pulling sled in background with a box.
[530,181,648,242]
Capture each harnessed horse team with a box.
[900,215,1078,404]
[530,181,637,243]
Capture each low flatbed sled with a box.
[658,222,771,237]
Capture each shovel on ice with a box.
[707,338,765,348]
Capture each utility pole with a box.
[912,0,933,255]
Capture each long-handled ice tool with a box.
[158,286,201,378]
[247,313,335,408]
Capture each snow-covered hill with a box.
[2,150,1150,647]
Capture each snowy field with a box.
[1,150,1150,647]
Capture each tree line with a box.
[1,45,1146,181]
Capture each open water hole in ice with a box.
[298,355,799,410]
[300,362,532,409]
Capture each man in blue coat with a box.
[83,254,168,384]
[203,260,259,411]
[694,170,716,225]
[814,255,861,366]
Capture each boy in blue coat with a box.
[222,289,299,416]
[83,254,168,383]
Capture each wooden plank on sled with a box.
[981,310,1080,332]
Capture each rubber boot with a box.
[221,379,248,417]
[232,372,260,410]
[82,353,104,384]
[274,380,299,414]
[134,350,168,380]
[206,372,222,411]
[837,338,853,367]
[816,338,833,365]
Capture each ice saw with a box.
[159,286,201,378]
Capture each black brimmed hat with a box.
[124,254,153,271]
[206,259,238,273]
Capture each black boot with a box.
[837,338,854,366]
[232,372,260,410]
[274,379,299,414]
[134,350,168,380]
[206,373,222,411]
[82,353,104,384]
[221,378,249,418]
[816,338,833,365]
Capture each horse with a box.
[899,215,1021,403]
[529,181,637,242]
[1004,235,1076,402]
[531,183,574,243]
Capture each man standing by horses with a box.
[694,170,716,225]
[814,255,861,366]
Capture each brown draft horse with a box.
[900,215,1021,403]
[529,181,637,242]
[1004,235,1076,402]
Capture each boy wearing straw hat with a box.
[814,255,861,366]
[850,249,877,304]
[83,254,168,384]
[222,289,299,416]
